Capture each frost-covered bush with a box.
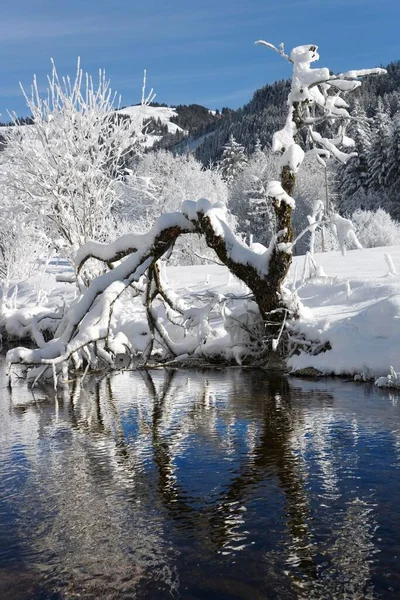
[313,208,399,253]
[121,150,228,221]
[0,217,48,300]
[120,150,230,265]
[1,59,142,258]
[228,147,278,246]
[351,208,400,248]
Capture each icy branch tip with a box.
[255,40,292,63]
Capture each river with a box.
[1,364,400,599]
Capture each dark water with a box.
[1,365,400,600]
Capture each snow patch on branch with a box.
[266,181,296,209]
[76,212,194,269]
[340,68,387,79]
[331,213,363,256]
[279,143,305,173]
[183,198,272,275]
[311,131,357,164]
[273,112,296,153]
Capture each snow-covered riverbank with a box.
[3,245,400,386]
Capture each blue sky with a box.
[0,0,399,118]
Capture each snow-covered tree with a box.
[351,208,400,248]
[337,102,371,211]
[228,147,278,246]
[7,43,385,383]
[1,59,144,258]
[367,98,391,190]
[219,135,248,184]
[121,150,227,222]
[385,113,400,193]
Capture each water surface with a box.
[1,364,400,599]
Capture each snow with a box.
[266,181,296,209]
[6,243,400,385]
[116,105,184,135]
[279,143,305,174]
[272,112,296,153]
[341,68,387,79]
[115,105,185,149]
[288,245,400,381]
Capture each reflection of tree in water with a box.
[275,382,379,599]
[14,378,179,599]
[5,368,382,598]
[140,371,380,597]
[139,370,320,587]
[307,497,377,600]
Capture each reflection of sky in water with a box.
[1,365,400,598]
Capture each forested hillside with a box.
[191,61,400,165]
[2,59,400,221]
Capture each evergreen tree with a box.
[367,98,391,190]
[385,112,400,191]
[337,102,372,211]
[219,135,248,184]
[228,146,278,246]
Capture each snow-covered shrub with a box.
[375,366,400,389]
[121,150,228,221]
[120,150,230,264]
[1,59,143,258]
[351,208,400,248]
[228,146,278,247]
[0,217,48,302]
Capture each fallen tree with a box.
[6,43,386,384]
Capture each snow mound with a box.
[289,246,400,379]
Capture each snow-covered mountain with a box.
[116,105,184,135]
[116,104,185,148]
[115,103,222,150]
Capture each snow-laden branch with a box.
[266,181,296,209]
[76,212,195,273]
[254,40,292,63]
[257,41,386,166]
[183,199,272,276]
[7,212,194,375]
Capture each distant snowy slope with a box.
[116,105,184,135]
[172,131,215,155]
